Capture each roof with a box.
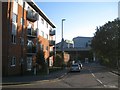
[73,36,93,40]
[26,0,56,28]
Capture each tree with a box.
[36,50,47,72]
[54,53,63,67]
[91,18,120,68]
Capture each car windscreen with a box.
[72,65,78,67]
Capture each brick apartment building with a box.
[2,0,56,76]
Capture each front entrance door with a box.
[27,57,32,71]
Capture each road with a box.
[3,63,119,88]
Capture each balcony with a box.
[27,28,37,38]
[49,40,55,46]
[27,45,36,55]
[49,30,55,36]
[49,51,55,57]
[27,9,39,22]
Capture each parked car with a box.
[70,63,81,72]
[77,61,83,69]
[79,62,83,69]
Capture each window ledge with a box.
[11,65,16,67]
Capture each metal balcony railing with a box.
[49,40,55,46]
[27,45,36,54]
[27,9,39,22]
[27,28,37,38]
[49,51,55,57]
[49,30,55,36]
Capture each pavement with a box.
[89,62,120,76]
[109,69,120,76]
[2,68,69,86]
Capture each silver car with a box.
[70,63,81,72]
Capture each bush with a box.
[36,50,48,74]
[54,54,64,67]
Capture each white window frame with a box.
[46,46,48,51]
[11,57,16,67]
[46,34,48,39]
[41,18,44,24]
[46,22,48,28]
[41,31,44,37]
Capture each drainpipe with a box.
[21,1,25,76]
[34,18,39,75]
[7,2,11,76]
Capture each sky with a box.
[35,1,118,43]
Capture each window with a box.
[20,37,24,45]
[11,57,16,67]
[50,47,53,51]
[40,44,44,50]
[27,57,32,71]
[12,23,17,35]
[49,27,52,31]
[46,23,48,28]
[42,45,44,50]
[12,13,18,23]
[46,46,48,51]
[11,22,17,44]
[46,34,48,39]
[20,17,24,25]
[41,31,44,37]
[41,18,44,24]
[19,58,23,65]
[11,34,16,44]
[14,0,18,3]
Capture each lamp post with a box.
[61,19,66,66]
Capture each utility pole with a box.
[61,19,66,67]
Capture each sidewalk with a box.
[109,68,120,76]
[90,62,120,76]
[2,68,69,85]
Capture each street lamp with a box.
[61,19,66,66]
[62,19,66,40]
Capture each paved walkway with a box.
[2,69,69,85]
[89,62,120,76]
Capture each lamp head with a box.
[62,19,66,21]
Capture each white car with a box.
[70,63,81,72]
[77,61,83,69]
[79,62,83,69]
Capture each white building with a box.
[56,39,74,49]
[73,36,92,48]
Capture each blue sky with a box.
[36,2,118,43]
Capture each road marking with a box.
[109,72,118,76]
[104,85,118,88]
[90,70,104,86]
[96,79,103,85]
[2,83,32,87]
[91,73,95,77]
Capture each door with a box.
[27,57,32,71]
